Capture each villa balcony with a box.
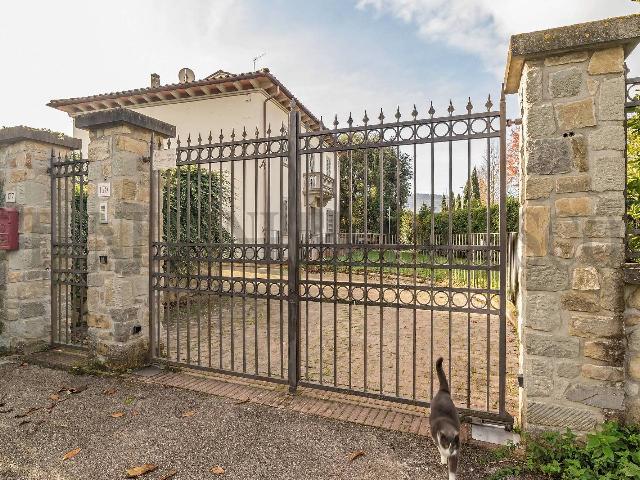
[303,172,335,207]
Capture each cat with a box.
[429,357,461,480]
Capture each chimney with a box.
[150,73,160,88]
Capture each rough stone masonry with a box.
[0,127,81,353]
[75,109,175,369]
[505,14,640,431]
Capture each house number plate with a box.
[98,183,111,197]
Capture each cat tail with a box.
[435,357,450,393]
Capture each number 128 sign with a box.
[98,183,111,197]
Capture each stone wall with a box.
[0,128,80,352]
[85,125,152,367]
[517,47,627,431]
[77,109,174,369]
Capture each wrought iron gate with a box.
[50,152,89,347]
[150,91,511,424]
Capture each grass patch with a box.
[489,421,640,480]
[70,360,121,376]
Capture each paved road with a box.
[0,359,529,479]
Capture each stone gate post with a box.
[0,127,81,353]
[75,109,175,368]
[505,15,640,431]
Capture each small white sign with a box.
[5,192,15,203]
[99,202,108,223]
[153,148,177,170]
[98,183,111,197]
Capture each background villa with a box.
[48,68,339,244]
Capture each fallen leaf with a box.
[63,448,81,461]
[111,411,125,418]
[15,407,41,418]
[46,398,67,412]
[181,410,195,418]
[131,410,141,416]
[348,450,365,462]
[58,385,87,395]
[125,464,158,478]
[158,469,178,480]
[210,465,225,475]
[103,388,117,395]
[20,362,28,367]
[50,394,60,402]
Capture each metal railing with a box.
[626,73,640,261]
[50,152,88,348]
[150,91,513,425]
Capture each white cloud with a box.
[1,0,639,137]
[357,0,640,75]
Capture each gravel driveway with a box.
[0,358,529,480]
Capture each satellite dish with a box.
[178,67,195,83]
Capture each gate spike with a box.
[242,127,247,139]
[428,101,435,118]
[219,129,224,143]
[167,138,171,149]
[466,97,473,113]
[485,94,493,111]
[333,114,339,129]
[197,133,202,145]
[267,123,272,136]
[347,112,353,127]
[280,121,286,135]
[187,133,191,146]
[447,100,454,116]
[395,106,401,121]
[378,108,385,123]
[412,104,418,119]
[320,115,325,130]
[176,136,181,147]
[255,126,260,138]
[363,110,369,126]
[208,131,213,144]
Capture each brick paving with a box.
[132,366,473,440]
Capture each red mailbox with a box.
[0,208,19,250]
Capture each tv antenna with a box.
[252,52,266,71]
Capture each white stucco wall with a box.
[72,89,338,244]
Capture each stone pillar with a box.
[504,14,640,431]
[75,109,175,369]
[0,127,81,353]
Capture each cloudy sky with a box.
[2,0,639,137]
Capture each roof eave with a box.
[48,71,322,131]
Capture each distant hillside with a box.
[405,193,444,213]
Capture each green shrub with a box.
[492,421,640,480]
